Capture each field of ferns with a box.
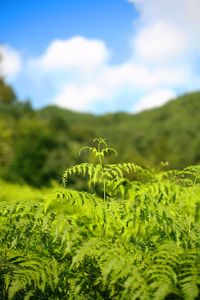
[0,138,200,300]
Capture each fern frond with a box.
[62,163,95,185]
[179,250,200,300]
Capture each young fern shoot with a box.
[62,138,145,200]
[79,138,117,200]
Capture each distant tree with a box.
[0,78,17,104]
[0,51,17,104]
[10,119,57,186]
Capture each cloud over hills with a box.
[1,0,200,113]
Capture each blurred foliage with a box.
[0,78,16,104]
[0,77,200,186]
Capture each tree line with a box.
[0,77,199,186]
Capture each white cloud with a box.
[94,63,187,96]
[133,22,187,63]
[128,0,200,25]
[134,89,176,112]
[128,0,200,50]
[54,83,107,111]
[0,45,21,78]
[50,61,187,112]
[33,36,109,74]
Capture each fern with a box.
[63,138,152,200]
[0,139,200,299]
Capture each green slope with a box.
[38,91,200,169]
[0,76,199,186]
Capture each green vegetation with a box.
[0,138,200,299]
[0,77,200,187]
[0,78,199,298]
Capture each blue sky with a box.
[0,0,200,113]
[1,0,136,61]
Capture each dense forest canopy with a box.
[0,77,200,186]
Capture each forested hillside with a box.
[0,78,200,186]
